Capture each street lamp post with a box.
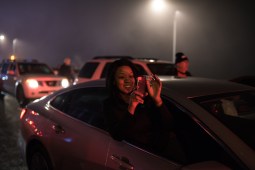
[172,10,179,63]
[12,38,17,55]
[150,0,180,63]
[0,35,18,59]
[0,34,6,57]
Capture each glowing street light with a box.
[0,34,5,41]
[150,0,167,13]
[150,0,180,62]
[10,55,16,61]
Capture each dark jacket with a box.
[103,95,174,152]
[58,64,74,81]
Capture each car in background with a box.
[19,77,255,170]
[0,59,69,107]
[74,56,175,84]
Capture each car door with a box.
[47,87,111,170]
[106,139,181,170]
[48,113,111,170]
[105,95,241,170]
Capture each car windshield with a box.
[192,90,255,151]
[146,63,175,75]
[18,63,54,75]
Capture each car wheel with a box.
[28,144,53,170]
[16,86,29,107]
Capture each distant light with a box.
[64,138,73,143]
[175,10,180,17]
[10,55,16,61]
[0,35,5,41]
[151,0,166,13]
[20,109,27,120]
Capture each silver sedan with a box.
[19,76,255,170]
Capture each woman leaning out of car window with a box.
[103,58,187,164]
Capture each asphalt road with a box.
[0,93,28,170]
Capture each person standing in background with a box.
[174,52,192,78]
[58,57,75,83]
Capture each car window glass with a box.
[50,87,108,130]
[18,63,53,75]
[78,62,99,78]
[159,97,240,168]
[147,63,175,75]
[192,91,255,151]
[100,62,111,78]
[1,63,9,74]
[50,92,70,112]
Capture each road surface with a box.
[0,93,28,170]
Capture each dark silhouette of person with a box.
[58,57,75,83]
[175,52,192,78]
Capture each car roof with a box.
[86,56,174,64]
[1,59,44,64]
[71,76,254,98]
[159,76,254,98]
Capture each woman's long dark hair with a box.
[106,58,139,97]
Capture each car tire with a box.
[28,144,53,170]
[16,86,29,107]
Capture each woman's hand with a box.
[128,90,145,115]
[146,74,163,107]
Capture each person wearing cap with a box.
[174,52,192,78]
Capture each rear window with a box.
[147,63,175,75]
[78,62,99,78]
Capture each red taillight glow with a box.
[31,110,39,115]
[20,109,27,119]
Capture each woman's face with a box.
[114,66,135,94]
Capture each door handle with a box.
[52,124,65,134]
[111,154,134,170]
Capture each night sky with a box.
[0,0,254,79]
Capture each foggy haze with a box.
[0,0,254,79]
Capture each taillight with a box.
[20,108,27,119]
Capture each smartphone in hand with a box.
[136,76,147,95]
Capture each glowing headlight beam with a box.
[26,79,39,88]
[61,79,70,88]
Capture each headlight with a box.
[61,79,70,88]
[26,79,39,88]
